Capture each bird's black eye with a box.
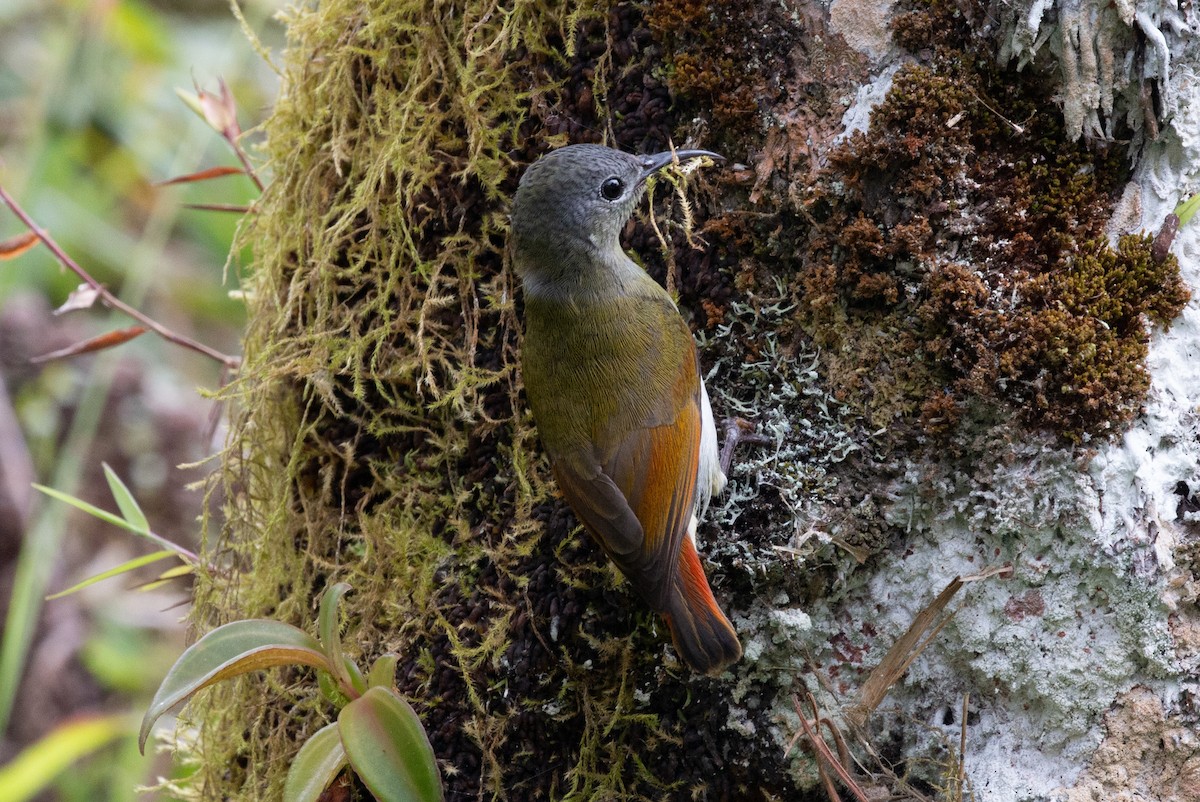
[600,176,625,201]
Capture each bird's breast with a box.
[521,289,698,458]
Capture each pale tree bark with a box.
[181,1,1200,800]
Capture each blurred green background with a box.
[0,0,283,798]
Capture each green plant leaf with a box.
[367,654,399,689]
[139,620,331,753]
[318,669,351,708]
[338,687,443,802]
[46,549,177,600]
[154,563,195,580]
[1175,193,1200,227]
[0,714,128,802]
[101,463,150,533]
[283,721,348,802]
[32,483,195,560]
[343,654,366,696]
[33,483,142,535]
[318,583,350,664]
[318,582,365,696]
[134,561,195,593]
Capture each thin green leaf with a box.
[33,483,195,560]
[283,722,347,802]
[0,714,128,802]
[46,550,177,600]
[367,654,399,690]
[154,563,195,580]
[318,583,364,695]
[134,564,193,595]
[102,463,149,533]
[1175,193,1200,227]
[133,560,195,592]
[183,202,252,214]
[140,620,331,753]
[339,687,443,802]
[33,483,135,533]
[135,578,180,593]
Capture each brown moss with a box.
[646,0,797,148]
[997,235,1188,437]
[788,0,1190,442]
[891,0,975,57]
[919,389,964,434]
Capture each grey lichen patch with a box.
[794,431,1185,798]
[995,0,1190,141]
[699,281,873,553]
[689,279,900,793]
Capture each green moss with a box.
[184,0,584,797]
[182,1,794,800]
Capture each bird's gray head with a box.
[510,144,721,283]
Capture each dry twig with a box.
[0,184,241,369]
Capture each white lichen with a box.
[997,1,1198,141]
[835,63,902,143]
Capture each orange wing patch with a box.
[548,396,701,612]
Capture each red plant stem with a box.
[227,133,265,193]
[184,203,253,213]
[0,183,241,370]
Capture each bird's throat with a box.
[515,244,650,306]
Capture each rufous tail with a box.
[662,539,742,675]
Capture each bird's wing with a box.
[551,456,645,555]
[552,350,701,612]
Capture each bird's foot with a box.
[719,417,771,475]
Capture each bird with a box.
[510,143,742,675]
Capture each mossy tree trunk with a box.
[187,1,1200,800]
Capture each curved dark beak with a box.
[638,149,724,181]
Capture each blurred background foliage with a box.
[0,0,283,798]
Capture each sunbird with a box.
[511,144,742,675]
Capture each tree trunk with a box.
[184,1,1200,800]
